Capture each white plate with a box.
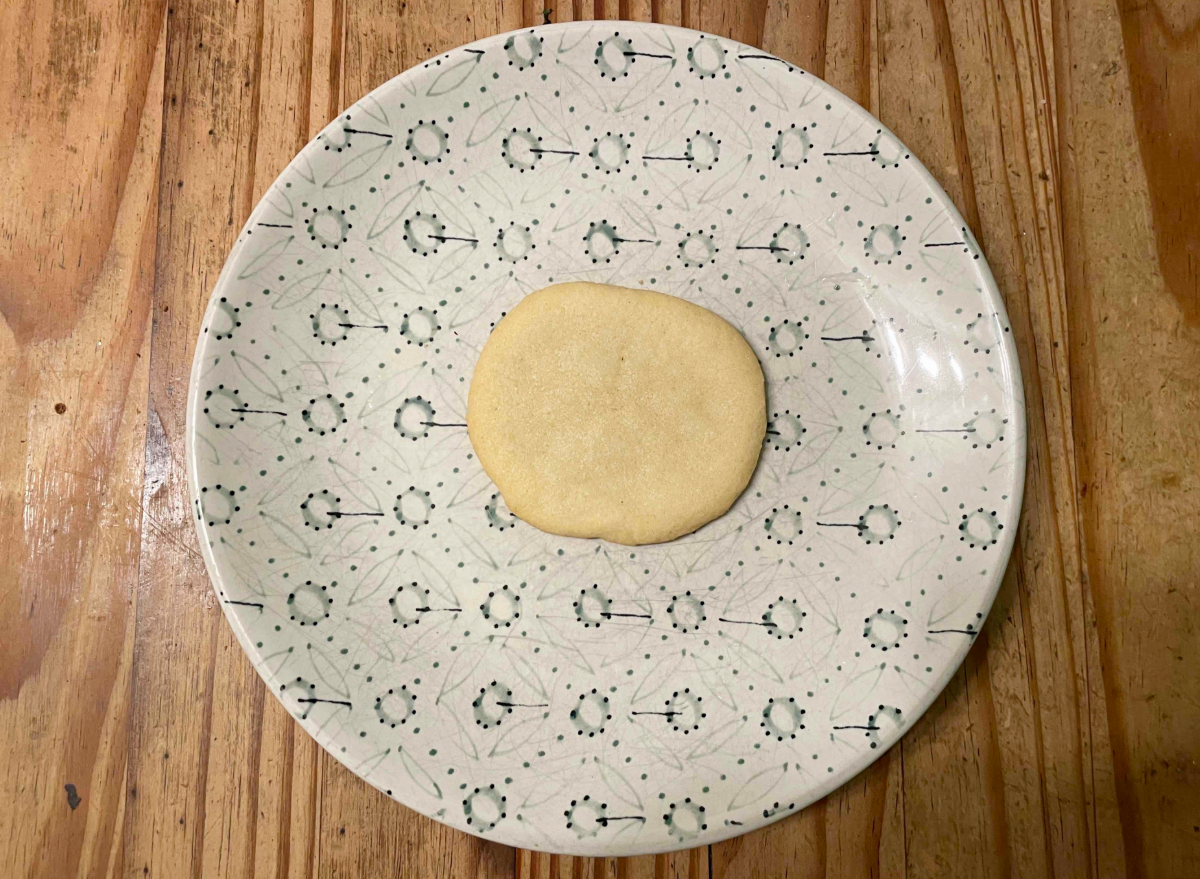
[187,22,1024,855]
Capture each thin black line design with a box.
[529,148,579,156]
[823,149,880,156]
[623,51,673,59]
[821,334,874,342]
[928,628,979,635]
[612,236,654,244]
[738,53,788,64]
[631,710,680,717]
[816,521,867,530]
[342,127,392,138]
[736,244,786,252]
[642,155,690,162]
[600,611,652,620]
[415,606,463,613]
[464,48,485,55]
[327,511,385,518]
[226,600,264,609]
[421,421,467,428]
[924,241,967,247]
[429,235,478,243]
[296,698,353,707]
[916,428,976,434]
[230,407,288,416]
[597,816,646,826]
[339,322,389,330]
[256,222,292,228]
[496,701,549,708]
[833,724,881,731]
[718,617,777,628]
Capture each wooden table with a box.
[3,0,1197,876]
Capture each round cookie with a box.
[467,283,766,545]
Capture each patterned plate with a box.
[187,22,1024,855]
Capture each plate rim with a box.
[185,19,1027,856]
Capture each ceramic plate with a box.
[187,22,1025,855]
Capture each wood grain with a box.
[0,3,163,879]
[1,0,1197,877]
[1059,1,1200,874]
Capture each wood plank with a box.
[517,849,704,878]
[654,0,683,28]
[712,806,827,879]
[1059,0,1200,875]
[0,1,164,878]
[824,0,873,109]
[760,0,828,75]
[122,2,278,879]
[1112,0,1200,325]
[516,843,707,878]
[309,0,345,128]
[695,0,768,47]
[318,755,514,878]
[572,0,598,21]
[625,0,653,26]
[547,0,576,26]
[627,0,652,24]
[824,749,905,879]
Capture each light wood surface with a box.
[2,0,1197,877]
